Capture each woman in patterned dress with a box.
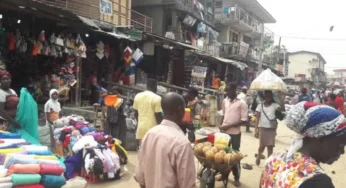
[260,101,346,188]
[0,70,20,131]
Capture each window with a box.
[215,1,222,8]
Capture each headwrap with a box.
[0,70,11,78]
[285,101,346,157]
[300,88,307,93]
[45,89,61,112]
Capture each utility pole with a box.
[258,27,265,74]
[283,48,287,76]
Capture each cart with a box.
[195,153,239,188]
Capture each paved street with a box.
[88,122,346,188]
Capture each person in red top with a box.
[335,90,344,114]
[325,93,338,109]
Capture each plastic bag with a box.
[214,133,230,148]
[250,69,288,92]
[14,88,39,144]
[61,176,87,188]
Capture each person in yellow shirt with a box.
[133,79,163,146]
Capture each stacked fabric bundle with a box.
[0,131,66,188]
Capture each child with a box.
[44,89,61,125]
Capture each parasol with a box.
[250,69,288,93]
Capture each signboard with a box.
[295,74,306,82]
[191,66,208,78]
[100,0,113,15]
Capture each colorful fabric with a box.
[285,102,346,157]
[11,174,41,186]
[8,164,40,174]
[261,150,325,188]
[40,175,66,188]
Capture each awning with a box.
[77,16,101,30]
[93,30,131,40]
[193,51,248,70]
[143,32,202,51]
[214,56,248,70]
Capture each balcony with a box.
[216,5,262,34]
[34,0,153,32]
[172,0,215,26]
[220,42,239,57]
[264,27,274,43]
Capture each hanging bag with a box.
[261,104,278,127]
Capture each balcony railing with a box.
[216,5,262,33]
[264,26,274,42]
[34,0,152,32]
[220,42,261,62]
[174,0,215,23]
[220,42,239,57]
[247,48,260,61]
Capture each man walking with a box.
[219,82,248,187]
[135,92,196,188]
[298,88,312,102]
[133,79,163,146]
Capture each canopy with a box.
[250,69,288,92]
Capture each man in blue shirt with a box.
[298,88,312,102]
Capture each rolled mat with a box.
[23,146,48,153]
[34,155,56,160]
[0,177,11,183]
[40,175,66,188]
[11,174,41,186]
[0,182,13,188]
[27,151,52,156]
[0,148,23,154]
[40,164,64,176]
[0,133,22,139]
[5,157,38,169]
[13,184,44,188]
[8,164,40,174]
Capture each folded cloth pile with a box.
[0,131,66,188]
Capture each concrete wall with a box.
[288,53,325,80]
[133,6,165,35]
[132,0,162,7]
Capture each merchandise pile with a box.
[53,115,128,183]
[0,131,66,188]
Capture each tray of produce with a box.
[193,142,245,173]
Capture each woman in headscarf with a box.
[0,70,20,130]
[260,102,346,188]
[44,89,61,125]
[255,90,282,165]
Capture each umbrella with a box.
[250,69,288,93]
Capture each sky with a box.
[257,0,346,74]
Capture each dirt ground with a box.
[88,122,346,188]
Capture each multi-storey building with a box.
[288,51,327,86]
[32,0,153,33]
[214,0,276,80]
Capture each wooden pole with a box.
[75,56,82,107]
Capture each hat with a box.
[241,86,248,90]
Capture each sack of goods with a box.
[250,69,288,93]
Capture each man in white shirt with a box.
[238,86,247,102]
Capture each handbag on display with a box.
[55,35,64,46]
